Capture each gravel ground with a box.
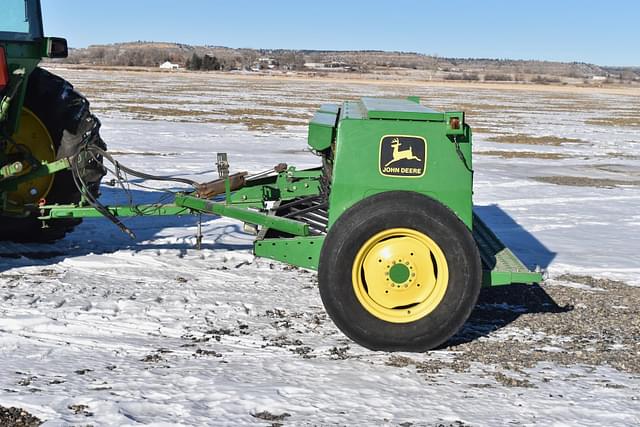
[456,274,640,373]
[0,406,42,427]
[385,274,640,382]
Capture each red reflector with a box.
[0,47,9,90]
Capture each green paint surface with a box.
[389,263,410,284]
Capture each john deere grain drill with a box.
[172,98,542,351]
[4,0,541,351]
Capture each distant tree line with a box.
[186,53,223,71]
[63,45,183,67]
[54,42,640,84]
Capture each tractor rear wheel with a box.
[0,68,106,242]
[318,191,482,351]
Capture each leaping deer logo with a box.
[384,138,422,167]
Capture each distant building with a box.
[325,61,349,69]
[304,61,355,71]
[304,62,325,69]
[160,61,179,70]
[250,58,278,71]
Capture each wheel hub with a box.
[388,262,411,285]
[6,108,55,207]
[352,228,449,323]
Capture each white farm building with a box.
[159,61,179,70]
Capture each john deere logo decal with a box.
[379,136,426,177]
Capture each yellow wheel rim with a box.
[352,228,449,323]
[6,108,55,206]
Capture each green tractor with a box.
[0,0,105,241]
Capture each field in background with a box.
[69,66,640,189]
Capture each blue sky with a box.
[41,0,639,66]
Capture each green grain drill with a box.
[177,98,542,350]
[43,96,542,351]
[2,0,542,351]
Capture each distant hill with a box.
[54,41,639,85]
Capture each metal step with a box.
[472,213,543,287]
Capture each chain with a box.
[453,135,474,176]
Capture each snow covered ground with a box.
[1,69,639,426]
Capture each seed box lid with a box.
[360,97,445,121]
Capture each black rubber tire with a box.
[0,68,106,242]
[318,191,482,352]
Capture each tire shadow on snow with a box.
[447,283,573,346]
